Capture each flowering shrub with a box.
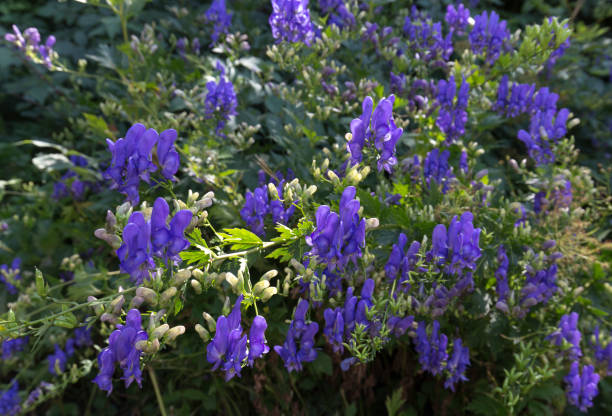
[1,0,612,415]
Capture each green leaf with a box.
[32,154,72,172]
[218,228,264,251]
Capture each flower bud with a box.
[190,279,202,294]
[195,324,210,342]
[268,183,280,200]
[152,324,170,339]
[365,218,379,230]
[304,185,317,197]
[222,297,231,315]
[165,325,185,341]
[106,210,117,230]
[100,313,118,325]
[202,312,216,332]
[130,296,144,309]
[542,240,556,250]
[160,287,178,305]
[475,169,488,181]
[261,270,278,281]
[192,269,204,281]
[253,280,270,297]
[136,287,158,305]
[327,170,340,185]
[173,269,192,286]
[110,295,125,315]
[224,272,239,288]
[260,286,278,302]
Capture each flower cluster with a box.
[468,11,510,65]
[204,0,232,45]
[421,148,454,193]
[564,362,600,412]
[274,299,318,372]
[403,6,453,62]
[547,312,582,360]
[204,62,238,134]
[494,245,510,312]
[0,257,22,295]
[117,197,192,284]
[594,327,612,375]
[207,295,269,380]
[269,0,316,46]
[93,309,148,395]
[47,326,93,375]
[305,186,366,270]
[1,337,28,360]
[319,0,354,29]
[385,233,422,293]
[445,4,470,35]
[347,95,403,172]
[240,171,296,236]
[445,338,470,392]
[0,380,20,416]
[23,382,53,409]
[534,179,572,214]
[104,123,180,204]
[52,156,96,201]
[4,25,56,68]
[436,76,469,144]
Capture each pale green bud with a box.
[202,312,216,332]
[152,324,169,339]
[260,287,278,302]
[195,324,210,342]
[173,269,192,286]
[253,280,270,297]
[160,287,177,305]
[136,287,157,305]
[165,326,185,342]
[190,279,202,294]
[261,270,278,281]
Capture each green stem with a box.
[148,366,168,416]
[212,241,279,263]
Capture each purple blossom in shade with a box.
[23,382,53,408]
[204,63,238,134]
[205,0,232,45]
[519,263,558,312]
[390,71,406,95]
[387,315,414,337]
[4,25,56,68]
[564,362,600,412]
[435,76,469,144]
[274,299,319,372]
[323,307,345,353]
[468,11,510,65]
[149,197,193,263]
[305,186,366,271]
[459,150,468,174]
[494,76,537,118]
[0,380,20,416]
[47,344,67,375]
[269,0,316,46]
[319,0,355,28]
[176,37,187,58]
[494,245,510,312]
[444,338,470,391]
[192,38,201,55]
[73,326,93,348]
[157,129,180,180]
[65,338,75,357]
[1,337,28,360]
[422,148,454,193]
[93,309,148,395]
[103,123,159,205]
[403,7,453,62]
[445,4,470,35]
[518,106,570,166]
[385,233,423,293]
[53,155,94,201]
[116,212,155,285]
[594,327,612,375]
[547,312,582,360]
[347,95,403,173]
[415,320,448,376]
[207,296,248,380]
[0,257,22,295]
[248,315,270,366]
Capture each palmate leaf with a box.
[218,228,264,251]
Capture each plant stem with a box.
[148,365,168,416]
[212,241,279,263]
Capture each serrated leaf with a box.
[219,228,263,251]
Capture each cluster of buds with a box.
[130,24,159,61]
[174,190,215,228]
[94,204,129,249]
[136,310,186,354]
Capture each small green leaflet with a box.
[218,228,264,251]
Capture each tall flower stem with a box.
[148,365,168,416]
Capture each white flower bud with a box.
[195,324,210,342]
[190,279,202,294]
[160,287,177,305]
[173,269,192,286]
[165,326,185,342]
[152,324,169,339]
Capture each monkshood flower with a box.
[385,233,423,293]
[444,338,470,391]
[205,0,232,45]
[47,344,67,375]
[445,4,470,35]
[150,197,193,263]
[469,11,510,65]
[52,155,94,201]
[422,148,454,193]
[390,71,406,95]
[4,25,56,68]
[564,362,600,412]
[403,6,453,62]
[0,257,22,295]
[104,123,159,204]
[274,299,319,372]
[459,150,468,174]
[415,320,448,376]
[204,63,238,134]
[548,312,582,360]
[269,0,316,46]
[319,0,355,28]
[428,212,482,277]
[494,76,536,118]
[436,76,469,144]
[494,245,510,312]
[594,327,612,375]
[73,326,93,348]
[93,309,148,395]
[518,108,570,165]
[544,19,570,71]
[534,180,572,214]
[305,186,366,270]
[116,212,155,285]
[347,95,403,173]
[248,316,270,366]
[387,314,414,337]
[1,337,28,360]
[23,382,53,408]
[519,263,558,312]
[207,295,247,380]
[0,380,20,416]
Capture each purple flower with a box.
[305,186,366,270]
[0,257,22,295]
[1,336,28,360]
[445,4,470,35]
[319,0,355,28]
[403,7,453,62]
[594,327,612,375]
[519,263,558,312]
[564,362,600,412]
[494,245,510,311]
[156,129,180,180]
[47,344,67,375]
[274,299,319,372]
[415,320,448,376]
[116,212,155,285]
[73,326,93,348]
[93,309,148,395]
[269,0,316,46]
[4,25,56,68]
[421,148,454,193]
[435,76,469,144]
[0,380,20,416]
[150,197,193,263]
[547,312,582,360]
[469,11,510,65]
[387,315,414,337]
[248,315,270,366]
[385,233,422,292]
[444,338,470,391]
[204,63,238,134]
[205,0,232,45]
